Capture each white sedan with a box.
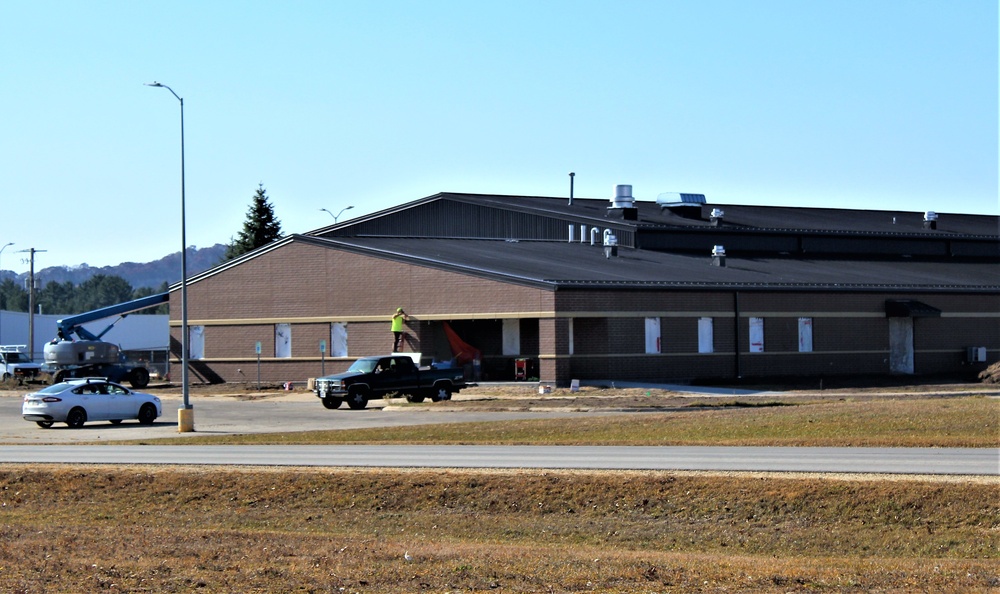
[22,378,162,428]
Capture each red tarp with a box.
[443,322,481,366]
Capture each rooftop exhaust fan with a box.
[711,245,726,267]
[923,211,938,230]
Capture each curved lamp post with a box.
[0,242,12,343]
[145,81,193,432]
[320,205,354,223]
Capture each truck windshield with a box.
[6,353,29,363]
[346,359,377,373]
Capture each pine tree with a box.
[223,183,283,261]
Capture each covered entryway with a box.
[885,300,941,375]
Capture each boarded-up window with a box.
[798,317,813,352]
[749,317,764,353]
[188,325,205,360]
[502,319,520,355]
[568,319,574,356]
[331,322,348,357]
[644,317,661,354]
[275,324,291,358]
[698,317,714,353]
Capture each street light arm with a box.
[145,81,181,103]
[320,206,355,223]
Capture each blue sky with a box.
[2,0,996,271]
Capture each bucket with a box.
[538,385,552,395]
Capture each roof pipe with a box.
[568,172,575,205]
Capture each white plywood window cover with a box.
[698,317,714,353]
[645,317,661,354]
[798,317,813,352]
[275,323,292,358]
[189,325,205,360]
[502,319,520,355]
[331,322,348,357]
[749,317,764,353]
[568,319,574,356]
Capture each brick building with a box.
[169,190,999,386]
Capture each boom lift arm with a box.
[55,292,170,342]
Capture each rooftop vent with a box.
[603,229,618,258]
[923,211,938,230]
[607,185,638,220]
[711,245,726,267]
[657,192,707,220]
[710,207,725,226]
[656,192,706,208]
[610,184,635,208]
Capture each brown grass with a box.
[1,466,998,593]
[157,395,1000,448]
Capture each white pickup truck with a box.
[1,345,43,382]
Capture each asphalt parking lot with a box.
[0,389,603,444]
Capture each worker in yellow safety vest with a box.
[391,307,408,352]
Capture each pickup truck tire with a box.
[430,384,453,402]
[405,393,426,403]
[1,372,9,382]
[322,397,343,409]
[346,387,369,410]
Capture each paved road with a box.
[0,444,995,475]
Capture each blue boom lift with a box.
[43,292,169,388]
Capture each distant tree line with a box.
[0,183,283,317]
[0,275,168,316]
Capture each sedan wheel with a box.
[137,403,157,425]
[35,421,54,428]
[66,407,87,428]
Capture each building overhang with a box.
[885,299,942,318]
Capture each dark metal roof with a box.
[295,235,999,293]
[310,193,999,260]
[183,193,997,293]
[314,192,1000,237]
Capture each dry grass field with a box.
[1,380,998,592]
[1,467,997,593]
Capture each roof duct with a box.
[923,211,938,230]
[611,184,634,208]
[657,192,706,208]
[711,245,726,267]
[657,192,707,220]
[608,185,638,220]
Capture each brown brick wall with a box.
[170,241,999,385]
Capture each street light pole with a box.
[319,205,354,223]
[0,242,12,343]
[146,81,193,432]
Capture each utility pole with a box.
[17,248,45,360]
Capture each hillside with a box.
[4,244,226,290]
